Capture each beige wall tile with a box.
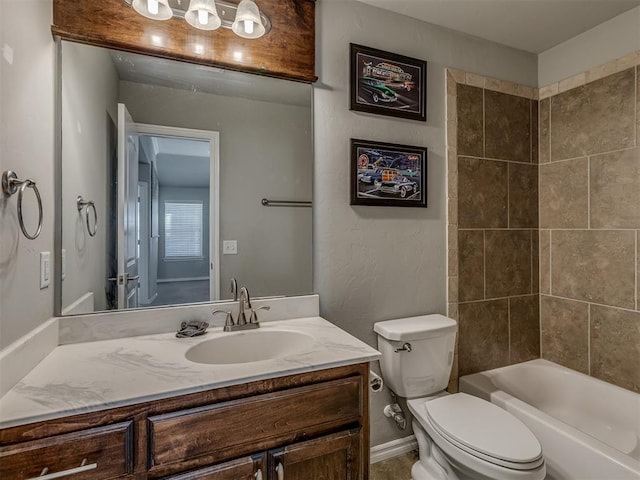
[590,305,640,392]
[459,299,509,375]
[551,230,636,309]
[485,90,531,163]
[485,230,532,298]
[550,69,635,161]
[590,147,640,228]
[485,77,518,96]
[540,230,551,294]
[448,224,459,252]
[447,302,458,321]
[457,84,483,157]
[458,157,508,228]
[538,83,559,100]
[558,72,586,93]
[448,68,466,85]
[448,275,458,303]
[459,230,485,302]
[466,72,484,88]
[509,162,538,228]
[540,295,589,374]
[448,197,458,225]
[509,295,540,363]
[637,66,639,147]
[539,158,588,228]
[539,98,550,164]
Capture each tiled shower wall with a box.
[446,71,540,379]
[447,53,640,394]
[538,65,640,392]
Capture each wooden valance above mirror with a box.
[52,0,316,83]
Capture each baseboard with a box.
[370,435,417,464]
[157,277,208,283]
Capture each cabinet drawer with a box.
[0,421,134,480]
[149,376,362,471]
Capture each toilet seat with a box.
[408,393,544,474]
[424,393,543,470]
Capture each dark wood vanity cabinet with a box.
[0,364,369,480]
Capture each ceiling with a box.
[356,0,640,53]
[141,136,211,188]
[110,50,311,107]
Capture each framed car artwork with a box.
[351,139,427,208]
[350,44,427,121]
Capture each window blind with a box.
[164,201,203,258]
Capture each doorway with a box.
[127,124,220,307]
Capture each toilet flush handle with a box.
[394,342,412,353]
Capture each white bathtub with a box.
[460,359,640,480]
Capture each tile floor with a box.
[370,450,418,480]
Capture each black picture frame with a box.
[350,139,428,208]
[350,43,427,122]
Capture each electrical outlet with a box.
[223,240,238,255]
[40,252,50,289]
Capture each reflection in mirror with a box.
[59,41,313,315]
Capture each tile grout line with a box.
[459,292,541,305]
[587,304,591,376]
[542,145,638,165]
[539,293,639,314]
[483,230,487,300]
[587,155,591,229]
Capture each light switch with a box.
[40,252,50,289]
[223,240,238,255]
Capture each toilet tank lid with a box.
[374,314,457,341]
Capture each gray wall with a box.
[158,186,210,281]
[313,0,537,447]
[119,81,313,299]
[0,0,55,349]
[61,42,119,313]
[538,6,640,86]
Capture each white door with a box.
[117,104,140,309]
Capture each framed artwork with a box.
[350,43,427,121]
[351,139,427,208]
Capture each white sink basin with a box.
[185,329,316,365]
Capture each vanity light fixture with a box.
[126,0,270,38]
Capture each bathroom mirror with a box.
[58,41,313,315]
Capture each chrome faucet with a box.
[217,285,269,332]
[237,286,252,326]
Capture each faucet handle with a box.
[249,305,270,324]
[212,309,234,329]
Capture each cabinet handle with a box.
[275,462,284,480]
[254,468,263,480]
[28,459,97,480]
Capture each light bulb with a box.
[148,0,159,15]
[244,19,254,35]
[198,9,208,25]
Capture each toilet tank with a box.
[374,314,457,399]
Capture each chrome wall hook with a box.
[2,170,43,240]
[76,195,97,237]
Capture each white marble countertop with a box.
[0,317,380,428]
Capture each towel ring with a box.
[2,170,43,240]
[77,195,98,237]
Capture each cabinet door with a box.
[269,429,362,480]
[162,454,266,480]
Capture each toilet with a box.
[374,315,545,480]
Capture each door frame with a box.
[135,123,221,301]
